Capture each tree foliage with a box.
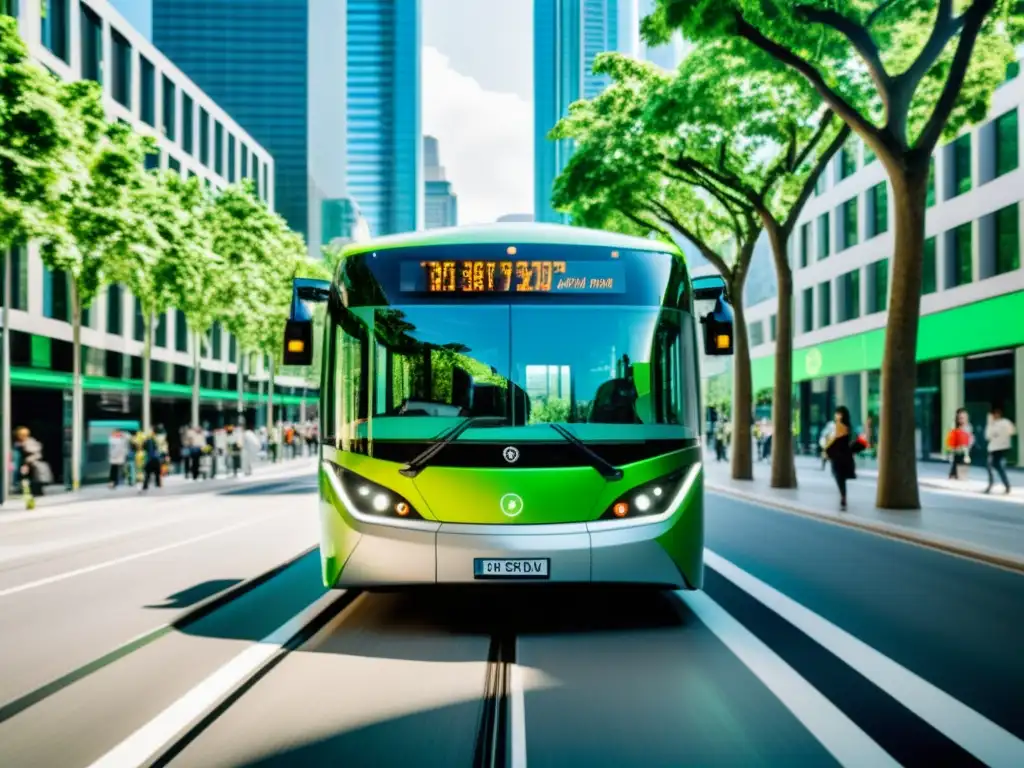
[0,17,73,249]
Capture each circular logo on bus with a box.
[500,493,524,517]
[502,446,520,464]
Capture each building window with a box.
[799,221,810,268]
[950,222,973,287]
[839,269,860,322]
[1007,61,1020,81]
[110,30,132,108]
[749,321,764,347]
[133,298,145,341]
[212,322,222,359]
[155,312,167,347]
[926,158,935,208]
[106,284,122,334]
[199,108,210,166]
[140,57,156,126]
[80,4,103,83]
[228,134,236,182]
[952,133,972,197]
[868,259,888,314]
[241,144,249,179]
[44,268,69,322]
[229,334,237,363]
[214,122,224,175]
[818,281,831,328]
[1,243,28,311]
[253,157,261,196]
[262,165,269,202]
[162,76,176,141]
[922,237,937,295]
[769,314,777,342]
[995,203,1020,275]
[814,171,826,196]
[869,182,888,237]
[144,149,160,171]
[995,109,1019,178]
[802,287,814,333]
[167,156,180,174]
[864,144,876,164]
[40,0,69,62]
[818,212,830,260]
[175,310,188,352]
[842,197,858,250]
[182,94,194,155]
[839,141,857,180]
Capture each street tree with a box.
[646,0,1023,507]
[116,168,209,432]
[642,45,850,488]
[42,81,151,489]
[0,18,76,499]
[551,58,765,480]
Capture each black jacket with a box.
[826,432,857,480]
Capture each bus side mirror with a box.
[701,295,734,356]
[283,278,331,366]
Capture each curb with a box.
[706,482,1024,575]
[0,544,318,724]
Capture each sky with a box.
[422,0,534,224]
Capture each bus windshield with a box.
[331,302,700,443]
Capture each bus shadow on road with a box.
[145,579,244,610]
[217,478,319,496]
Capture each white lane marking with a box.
[676,590,898,767]
[0,515,276,598]
[86,591,338,768]
[510,638,527,768]
[705,548,1024,767]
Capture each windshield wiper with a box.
[399,416,509,478]
[547,424,623,481]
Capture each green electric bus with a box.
[284,223,733,589]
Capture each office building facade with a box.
[2,0,313,487]
[722,65,1024,466]
[423,136,457,229]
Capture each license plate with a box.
[474,558,550,579]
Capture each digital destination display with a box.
[400,260,626,294]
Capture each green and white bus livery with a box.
[284,223,734,589]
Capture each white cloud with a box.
[422,46,533,224]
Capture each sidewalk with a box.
[0,455,317,513]
[704,457,1024,572]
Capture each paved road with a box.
[2,473,1022,767]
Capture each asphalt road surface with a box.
[1,468,1022,767]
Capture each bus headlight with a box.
[329,464,424,520]
[600,469,688,520]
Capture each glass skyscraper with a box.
[534,0,620,224]
[153,0,420,248]
[153,0,310,242]
[424,136,457,229]
[347,0,423,237]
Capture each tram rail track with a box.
[474,633,516,768]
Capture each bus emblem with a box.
[502,446,520,464]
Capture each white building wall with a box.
[8,0,278,383]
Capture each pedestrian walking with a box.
[226,425,242,476]
[108,428,127,488]
[243,427,260,475]
[946,408,974,480]
[984,405,1016,494]
[141,431,163,491]
[819,420,836,470]
[823,406,862,511]
[13,427,51,504]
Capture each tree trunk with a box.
[191,330,201,427]
[70,286,83,491]
[236,352,245,424]
[766,224,797,488]
[267,357,276,432]
[142,312,153,433]
[729,276,754,481]
[876,166,929,510]
[1,251,12,504]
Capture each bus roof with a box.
[339,223,680,258]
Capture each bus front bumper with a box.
[320,496,697,589]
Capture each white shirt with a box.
[985,417,1016,453]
